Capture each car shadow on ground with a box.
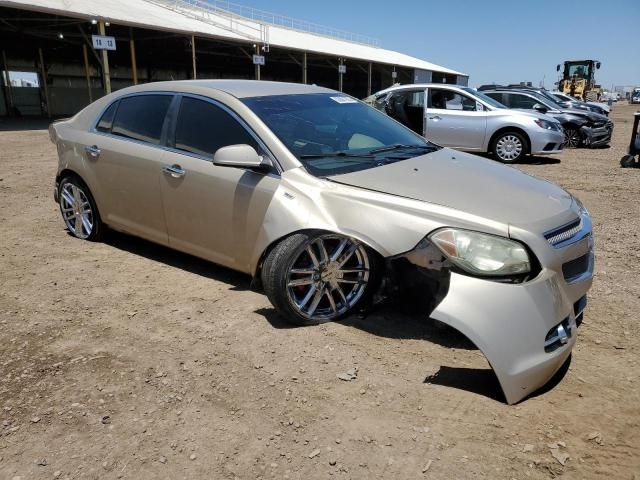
[423,354,571,404]
[478,153,561,165]
[527,155,562,165]
[100,229,570,405]
[258,302,477,350]
[102,230,252,289]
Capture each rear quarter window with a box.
[96,101,118,133]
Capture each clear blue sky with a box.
[240,0,640,89]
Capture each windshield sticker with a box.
[330,96,358,104]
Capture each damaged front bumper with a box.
[581,123,613,147]
[389,219,593,404]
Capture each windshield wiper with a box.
[367,144,433,154]
[300,151,374,159]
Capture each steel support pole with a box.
[82,44,93,103]
[2,50,14,114]
[38,48,51,118]
[338,58,343,92]
[255,45,261,80]
[302,51,307,84]
[130,38,138,85]
[191,34,197,79]
[98,21,111,94]
[367,62,372,96]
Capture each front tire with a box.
[58,175,104,241]
[491,131,527,163]
[620,154,638,168]
[563,127,582,148]
[261,232,379,326]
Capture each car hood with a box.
[329,148,573,226]
[559,108,608,123]
[509,108,558,122]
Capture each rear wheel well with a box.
[488,127,531,154]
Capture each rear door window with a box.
[428,89,477,111]
[484,92,505,105]
[173,97,258,158]
[111,95,173,144]
[503,93,538,109]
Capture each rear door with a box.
[425,88,487,150]
[159,95,279,272]
[90,93,174,245]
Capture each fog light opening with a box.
[544,318,572,353]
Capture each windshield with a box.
[567,63,590,79]
[535,90,566,108]
[553,92,572,102]
[525,91,563,110]
[461,87,506,109]
[243,93,437,177]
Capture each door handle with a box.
[428,115,442,121]
[162,164,186,178]
[85,145,101,158]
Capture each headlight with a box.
[534,119,559,131]
[429,228,531,277]
[572,195,589,216]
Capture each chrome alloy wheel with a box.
[286,235,370,321]
[60,182,94,239]
[495,135,523,161]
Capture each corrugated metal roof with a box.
[0,0,467,77]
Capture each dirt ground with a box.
[1,103,639,480]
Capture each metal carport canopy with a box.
[0,0,467,77]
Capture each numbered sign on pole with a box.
[92,35,116,51]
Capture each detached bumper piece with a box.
[393,226,592,405]
[581,121,613,147]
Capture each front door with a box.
[159,96,279,272]
[425,88,487,150]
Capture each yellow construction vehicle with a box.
[557,60,602,102]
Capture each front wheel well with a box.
[488,127,531,154]
[250,229,385,292]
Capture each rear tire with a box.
[58,175,104,241]
[261,231,380,326]
[491,131,528,163]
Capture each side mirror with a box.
[213,144,271,171]
[533,103,548,113]
[556,64,560,72]
[596,62,601,70]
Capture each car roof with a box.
[374,83,467,95]
[117,80,336,99]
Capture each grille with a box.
[544,218,582,247]
[562,253,590,282]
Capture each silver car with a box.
[366,84,565,163]
[50,81,593,404]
